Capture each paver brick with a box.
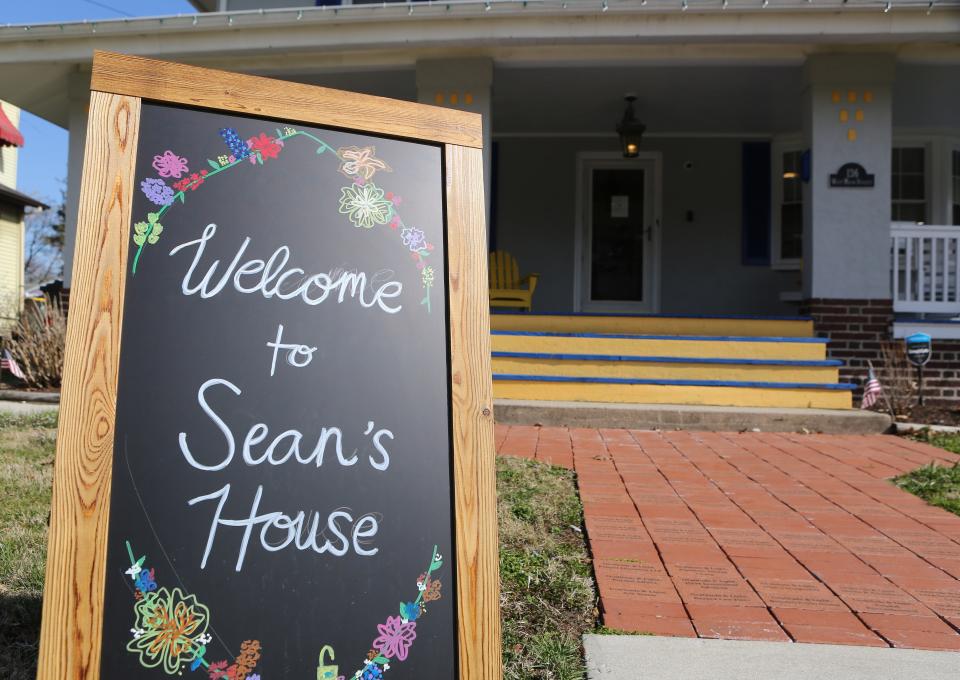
[499,426,960,652]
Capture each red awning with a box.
[0,107,24,148]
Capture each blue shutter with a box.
[741,141,771,266]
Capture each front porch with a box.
[483,57,960,406]
[0,2,957,406]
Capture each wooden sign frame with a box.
[37,51,499,680]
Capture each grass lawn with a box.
[0,414,597,680]
[498,456,597,679]
[894,432,960,517]
[0,412,57,680]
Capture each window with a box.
[771,142,803,269]
[891,147,927,223]
[953,149,960,226]
[779,150,803,261]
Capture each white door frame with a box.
[573,151,662,313]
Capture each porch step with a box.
[491,312,813,338]
[492,375,854,410]
[492,331,829,361]
[490,313,854,409]
[492,351,842,384]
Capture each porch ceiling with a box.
[491,64,803,135]
[489,62,960,136]
[0,1,957,127]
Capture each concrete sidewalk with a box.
[0,400,58,415]
[584,635,960,679]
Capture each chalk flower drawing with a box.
[127,586,210,674]
[152,150,190,178]
[133,213,164,247]
[372,616,417,661]
[123,540,444,678]
[339,183,394,229]
[247,132,284,162]
[123,541,262,678]
[140,178,175,206]
[340,545,445,679]
[337,145,391,180]
[400,227,427,252]
[131,126,437,312]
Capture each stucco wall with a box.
[492,136,799,315]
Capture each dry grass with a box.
[0,412,57,680]
[498,457,597,680]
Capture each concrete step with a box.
[492,375,854,409]
[492,331,829,361]
[494,400,889,433]
[491,312,814,337]
[492,351,841,384]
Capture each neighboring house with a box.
[0,100,46,333]
[0,1,957,405]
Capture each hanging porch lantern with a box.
[616,94,646,158]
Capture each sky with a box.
[3,0,197,205]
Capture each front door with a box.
[578,156,659,312]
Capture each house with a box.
[0,0,957,407]
[0,100,47,333]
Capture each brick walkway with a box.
[495,424,960,651]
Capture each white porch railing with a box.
[891,223,960,315]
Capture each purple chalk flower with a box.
[401,227,427,253]
[140,178,174,206]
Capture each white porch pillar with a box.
[63,71,90,287]
[415,58,492,227]
[801,54,894,300]
[801,54,896,391]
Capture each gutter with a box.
[1,0,957,40]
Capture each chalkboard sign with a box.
[37,52,499,680]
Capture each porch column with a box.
[63,72,90,287]
[800,54,895,391]
[415,58,492,226]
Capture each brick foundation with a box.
[916,341,960,403]
[800,298,960,405]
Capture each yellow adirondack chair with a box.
[489,250,539,312]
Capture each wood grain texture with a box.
[35,92,140,680]
[446,144,502,680]
[90,51,483,149]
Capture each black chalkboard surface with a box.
[100,102,456,679]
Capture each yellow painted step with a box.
[491,355,840,384]
[491,314,814,338]
[493,380,852,410]
[491,333,827,361]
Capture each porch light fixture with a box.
[617,95,646,158]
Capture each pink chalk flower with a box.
[151,150,190,178]
[372,615,417,661]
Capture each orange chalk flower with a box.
[127,587,209,674]
[337,146,391,180]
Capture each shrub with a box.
[874,340,915,416]
[6,296,66,389]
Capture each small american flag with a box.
[861,366,883,410]
[1,349,25,380]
